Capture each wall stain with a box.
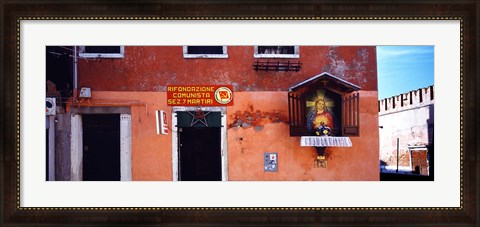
[228,104,288,130]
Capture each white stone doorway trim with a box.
[70,113,132,181]
[171,106,228,181]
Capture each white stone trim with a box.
[120,114,132,181]
[70,114,83,181]
[171,112,179,181]
[221,113,228,181]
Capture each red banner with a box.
[167,85,234,106]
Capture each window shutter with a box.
[343,92,360,136]
[288,92,307,136]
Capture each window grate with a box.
[253,60,302,72]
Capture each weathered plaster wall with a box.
[70,90,379,181]
[227,91,379,181]
[78,46,377,92]
[70,46,379,181]
[378,86,434,170]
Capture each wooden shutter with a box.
[288,92,307,136]
[343,92,360,136]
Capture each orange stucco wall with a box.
[227,91,379,181]
[72,46,379,181]
[78,90,379,181]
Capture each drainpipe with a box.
[73,46,78,100]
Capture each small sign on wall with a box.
[264,152,278,172]
[156,110,168,135]
[167,85,234,106]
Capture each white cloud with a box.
[377,46,434,61]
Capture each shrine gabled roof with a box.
[288,72,361,94]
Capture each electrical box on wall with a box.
[264,152,278,172]
[46,97,56,115]
[79,87,91,98]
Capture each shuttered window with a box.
[342,92,360,136]
[288,93,307,136]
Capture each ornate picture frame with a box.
[1,1,478,226]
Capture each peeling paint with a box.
[228,105,288,129]
[254,126,264,132]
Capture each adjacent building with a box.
[378,86,434,176]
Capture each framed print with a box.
[1,0,478,226]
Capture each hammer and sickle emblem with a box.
[195,109,205,119]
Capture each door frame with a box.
[171,106,228,181]
[70,107,132,181]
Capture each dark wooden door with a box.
[179,127,222,181]
[82,114,120,181]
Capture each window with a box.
[288,72,361,137]
[78,46,124,58]
[183,46,228,58]
[254,46,299,58]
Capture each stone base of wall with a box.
[380,149,430,176]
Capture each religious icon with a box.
[305,89,340,135]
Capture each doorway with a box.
[82,114,120,181]
[172,107,227,181]
[179,127,222,181]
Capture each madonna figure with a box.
[307,99,337,134]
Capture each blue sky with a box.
[376,46,434,100]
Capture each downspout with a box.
[70,46,82,181]
[73,46,78,100]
